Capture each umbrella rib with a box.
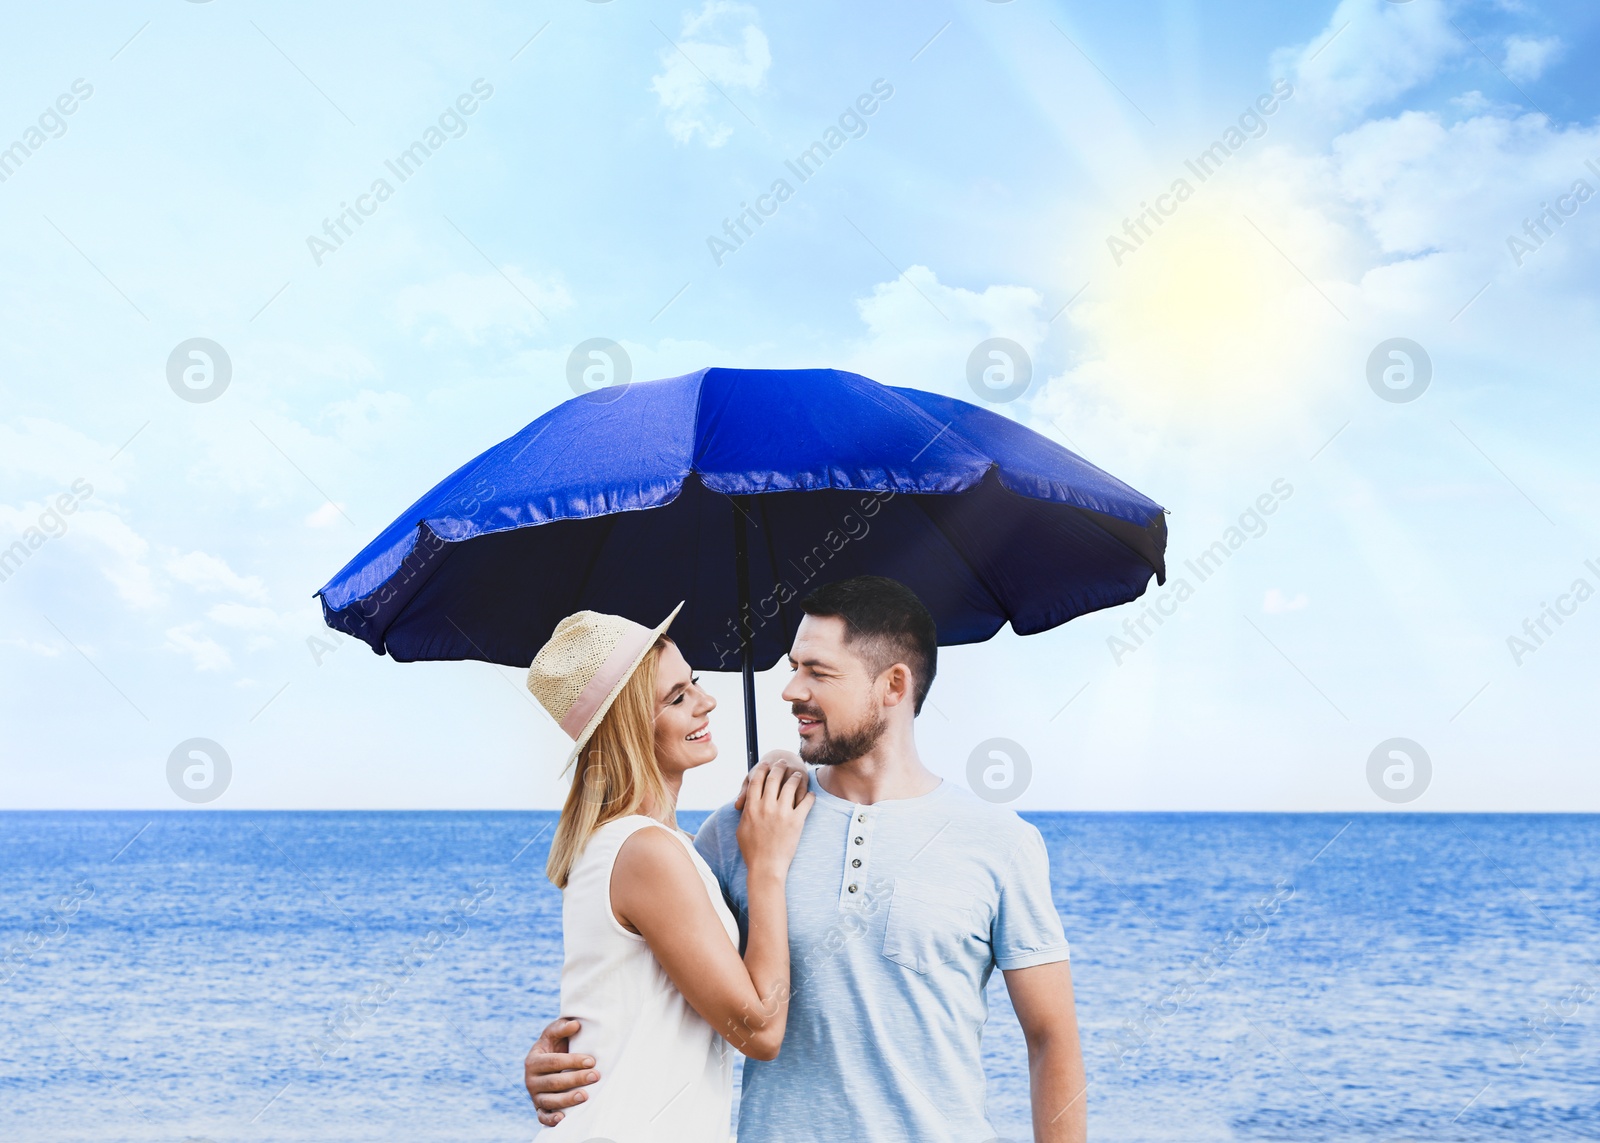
[575,509,626,608]
[902,472,1159,624]
[1072,504,1166,584]
[723,485,762,661]
[904,480,1008,618]
[975,456,1166,584]
[755,492,792,667]
[364,522,464,655]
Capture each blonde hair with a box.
[545,634,674,889]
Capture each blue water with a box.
[1,812,1595,1141]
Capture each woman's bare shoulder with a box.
[610,822,708,933]
[612,821,697,883]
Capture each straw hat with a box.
[527,601,686,769]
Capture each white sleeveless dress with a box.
[541,815,740,1142]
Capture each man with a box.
[526,575,1087,1141]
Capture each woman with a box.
[526,601,813,1141]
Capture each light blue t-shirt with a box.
[694,769,1070,1142]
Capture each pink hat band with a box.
[557,622,655,740]
[527,601,685,765]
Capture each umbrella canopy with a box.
[318,367,1166,762]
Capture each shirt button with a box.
[847,884,858,893]
[857,814,866,822]
[853,836,863,846]
[851,858,861,868]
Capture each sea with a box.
[1,812,1595,1142]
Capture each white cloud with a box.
[319,389,414,446]
[0,418,121,492]
[1503,34,1560,83]
[1264,588,1309,613]
[208,601,291,654]
[66,508,162,609]
[0,499,60,539]
[1273,0,1461,121]
[1,636,61,657]
[305,501,348,529]
[206,602,282,631]
[1333,109,1600,269]
[1450,90,1504,115]
[167,551,269,603]
[846,266,1047,404]
[650,1,771,147]
[395,269,570,345]
[163,623,232,672]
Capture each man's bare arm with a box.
[523,1017,599,1128]
[1004,960,1087,1143]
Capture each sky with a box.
[1,0,1596,813]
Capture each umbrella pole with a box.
[733,495,759,770]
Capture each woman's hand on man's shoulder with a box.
[735,751,809,811]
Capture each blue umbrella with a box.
[318,367,1167,767]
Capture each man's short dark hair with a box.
[799,576,937,715]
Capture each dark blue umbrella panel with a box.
[317,367,1166,757]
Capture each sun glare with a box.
[1080,205,1312,414]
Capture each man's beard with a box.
[798,708,888,768]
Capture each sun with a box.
[1075,202,1326,417]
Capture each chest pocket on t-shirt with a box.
[880,877,977,975]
